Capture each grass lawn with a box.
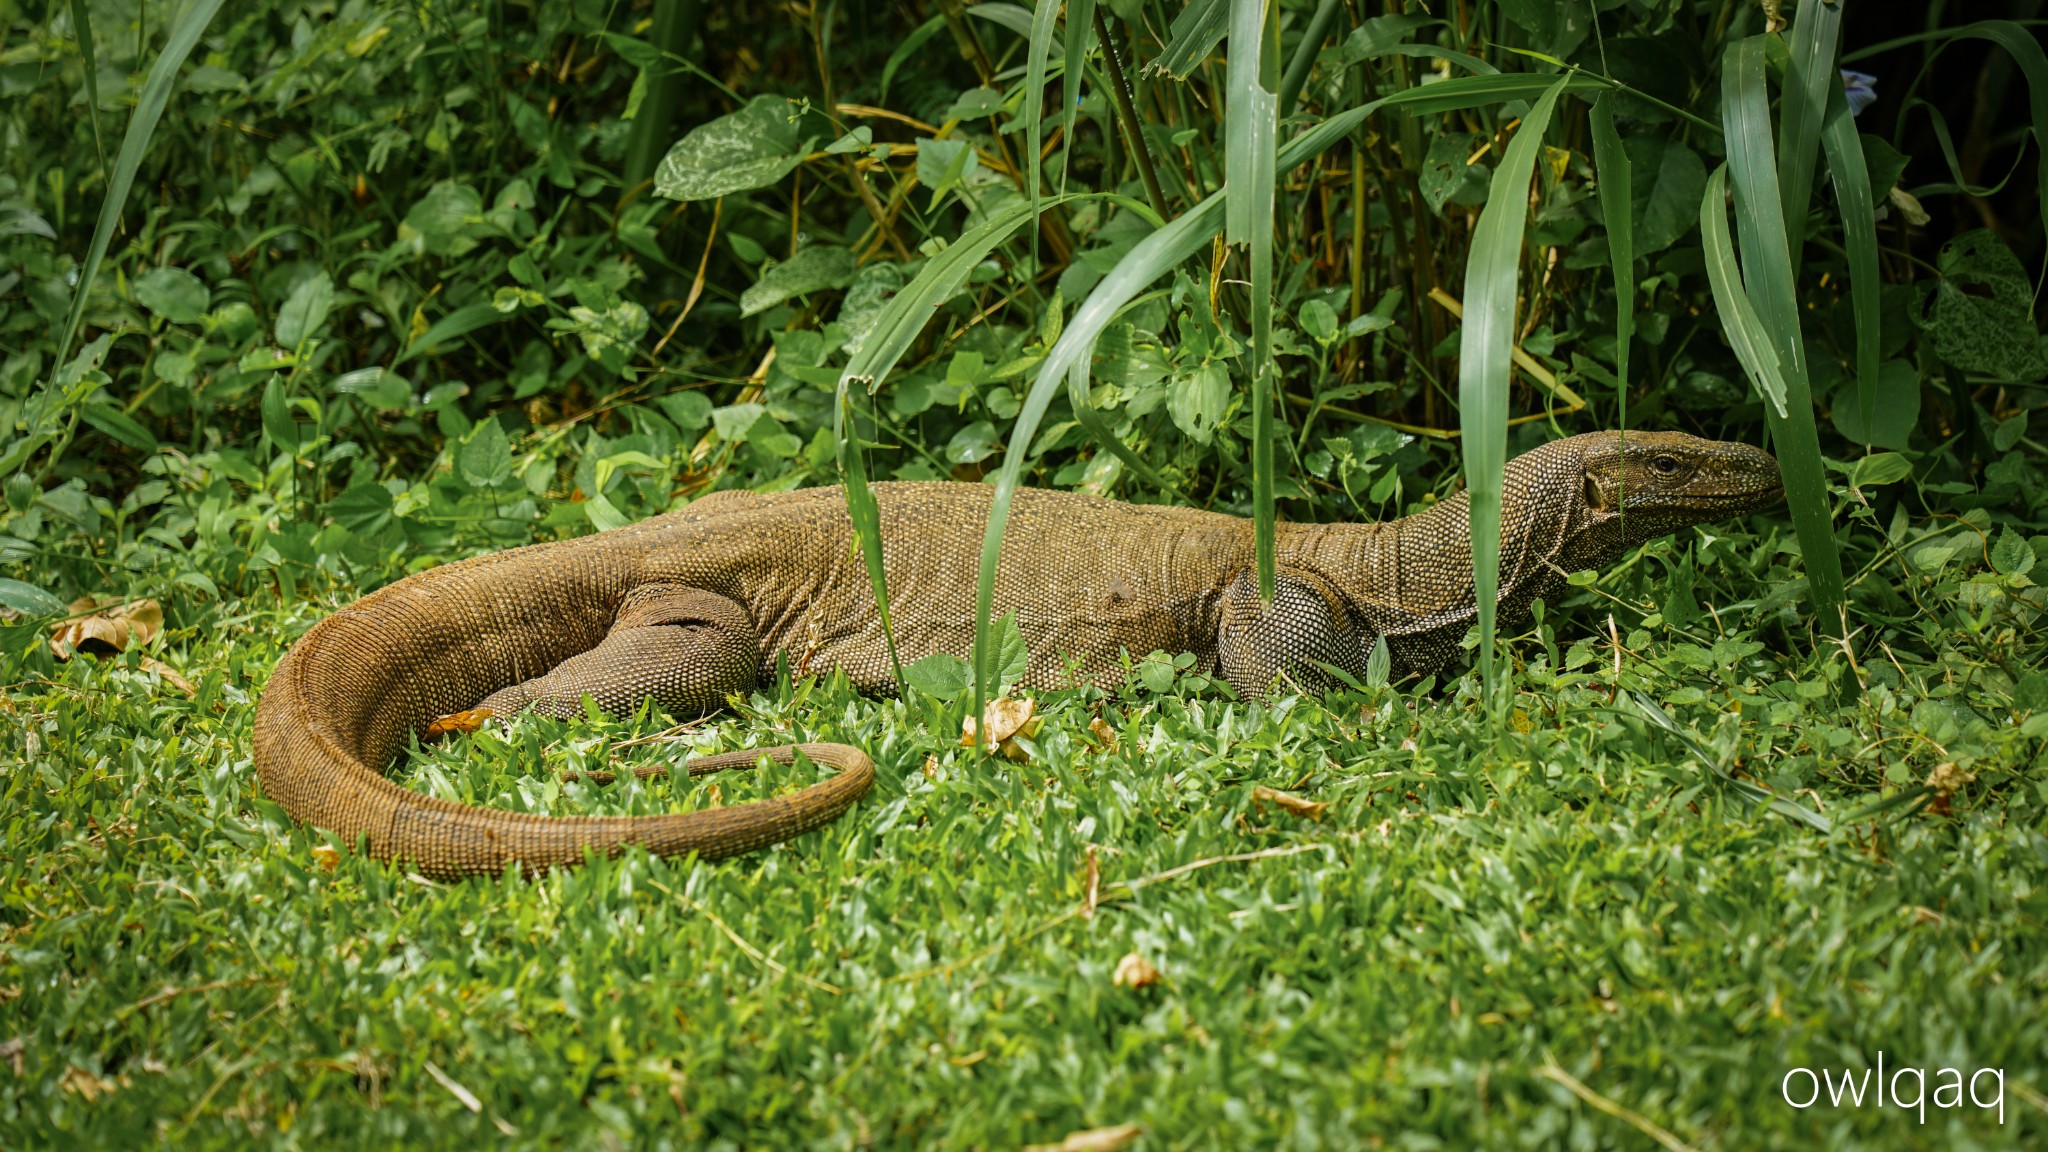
[5,559,2044,1150]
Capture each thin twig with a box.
[1536,1060,1696,1152]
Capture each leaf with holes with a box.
[1912,229,2048,382]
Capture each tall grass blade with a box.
[1024,0,1060,236]
[1720,37,1846,630]
[1058,0,1098,195]
[966,85,1574,720]
[1818,84,1879,442]
[1777,0,1842,259]
[1457,75,1571,700]
[68,0,107,179]
[834,191,1087,694]
[1277,0,1342,118]
[1589,92,1633,422]
[1227,0,1280,601]
[54,0,226,371]
[1699,166,1792,419]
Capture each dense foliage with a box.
[2,0,2046,1146]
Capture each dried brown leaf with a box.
[959,696,1042,761]
[423,708,494,739]
[49,597,163,659]
[1251,785,1328,820]
[310,844,341,873]
[0,1036,22,1077]
[1087,715,1118,751]
[1112,952,1161,990]
[1024,1123,1145,1152]
[60,1064,119,1101]
[1926,762,1975,796]
[138,656,196,698]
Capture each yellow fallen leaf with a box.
[423,708,494,739]
[959,696,1042,761]
[1087,715,1117,751]
[1112,952,1161,990]
[310,845,341,873]
[1251,785,1328,820]
[1024,1123,1145,1152]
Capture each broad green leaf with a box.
[1831,360,1919,450]
[1627,136,1706,256]
[902,652,972,700]
[0,577,66,616]
[653,94,808,202]
[261,378,306,455]
[325,482,396,537]
[1849,451,1914,489]
[712,402,767,443]
[457,418,513,489]
[134,267,209,325]
[1458,75,1572,700]
[1166,362,1231,444]
[1911,229,2048,382]
[395,302,505,366]
[401,182,485,255]
[1993,529,2036,576]
[740,247,857,317]
[81,403,159,453]
[992,611,1031,691]
[274,272,336,350]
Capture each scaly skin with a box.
[253,430,1783,877]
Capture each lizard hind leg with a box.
[473,584,762,722]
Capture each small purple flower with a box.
[1841,70,1878,117]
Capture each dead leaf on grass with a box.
[60,1064,119,1101]
[1251,785,1328,820]
[423,708,494,739]
[47,597,196,696]
[0,1036,22,1077]
[310,844,341,873]
[959,695,1042,761]
[1024,1123,1145,1152]
[1112,952,1161,990]
[1087,715,1117,751]
[50,596,162,658]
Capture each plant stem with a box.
[1093,6,1171,219]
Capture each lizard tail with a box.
[252,541,874,879]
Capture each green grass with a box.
[5,522,2046,1148]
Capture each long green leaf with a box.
[1818,83,1880,444]
[1777,0,1842,260]
[1058,0,1098,196]
[1228,0,1280,603]
[1699,165,1792,419]
[967,81,1573,721]
[393,303,506,367]
[834,191,1089,694]
[1589,92,1633,421]
[1024,0,1060,235]
[69,0,107,180]
[1720,37,1845,629]
[1277,0,1342,118]
[53,0,226,374]
[1457,75,1572,701]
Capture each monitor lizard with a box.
[252,430,1783,877]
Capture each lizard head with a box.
[1574,430,1784,544]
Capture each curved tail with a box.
[252,539,873,879]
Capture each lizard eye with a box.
[1651,454,1682,477]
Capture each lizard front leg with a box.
[1217,569,1370,700]
[473,584,761,721]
